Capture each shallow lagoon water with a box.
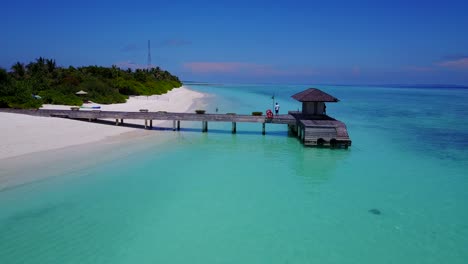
[0,84,467,263]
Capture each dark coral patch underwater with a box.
[368,208,381,215]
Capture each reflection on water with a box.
[294,147,350,185]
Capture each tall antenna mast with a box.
[147,40,152,69]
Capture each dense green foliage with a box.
[0,57,182,108]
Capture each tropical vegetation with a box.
[0,57,182,108]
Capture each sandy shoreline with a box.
[0,86,206,160]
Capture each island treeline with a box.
[0,57,182,108]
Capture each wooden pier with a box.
[0,88,352,148]
[287,111,351,147]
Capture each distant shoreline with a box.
[317,83,468,89]
[183,81,468,89]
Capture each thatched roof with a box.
[76,90,88,95]
[291,88,339,102]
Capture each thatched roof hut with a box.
[292,88,339,102]
[75,90,88,95]
[292,88,339,115]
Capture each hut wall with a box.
[302,102,314,115]
[302,102,326,115]
[318,102,325,114]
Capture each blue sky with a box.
[2,0,468,85]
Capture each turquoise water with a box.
[1,84,467,263]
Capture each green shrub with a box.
[0,78,43,108]
[39,90,82,105]
[78,79,127,104]
[252,111,263,116]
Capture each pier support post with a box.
[232,122,237,134]
[177,120,180,131]
[144,120,147,129]
[262,122,266,135]
[115,119,119,126]
[120,119,123,124]
[202,121,208,132]
[173,120,176,131]
[150,120,153,128]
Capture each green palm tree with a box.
[11,62,25,78]
[36,57,45,66]
[46,59,56,73]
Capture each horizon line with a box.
[182,80,468,89]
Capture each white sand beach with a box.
[0,86,206,160]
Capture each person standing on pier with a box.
[274,102,280,115]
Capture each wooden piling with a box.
[120,119,124,124]
[115,119,119,125]
[232,122,237,134]
[150,120,153,128]
[177,120,180,130]
[262,123,266,135]
[202,121,208,132]
[173,120,176,131]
